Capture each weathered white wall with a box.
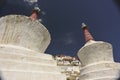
[0,15,51,53]
[0,15,66,80]
[77,40,120,80]
[78,40,114,67]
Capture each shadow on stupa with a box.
[0,76,2,80]
[117,74,120,80]
[117,78,120,80]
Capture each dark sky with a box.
[0,0,120,62]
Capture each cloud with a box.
[6,0,38,6]
[24,0,38,3]
[62,33,76,45]
[41,11,46,15]
[23,0,38,5]
[64,38,74,45]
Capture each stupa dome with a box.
[0,15,51,53]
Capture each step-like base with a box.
[81,77,119,80]
[80,62,120,75]
[0,70,66,80]
[79,69,120,80]
[0,45,66,80]
[0,45,53,60]
[0,59,60,73]
[92,77,119,80]
[0,52,56,66]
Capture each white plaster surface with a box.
[78,40,114,66]
[0,15,51,53]
[0,45,53,60]
[80,62,120,75]
[78,40,120,80]
[0,46,66,80]
[0,15,66,80]
[79,69,120,80]
[1,71,66,80]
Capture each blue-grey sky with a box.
[0,0,120,62]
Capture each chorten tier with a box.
[0,15,50,53]
[0,7,66,80]
[78,23,120,80]
[79,23,114,66]
[78,40,114,66]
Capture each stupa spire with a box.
[81,23,94,42]
[30,4,40,20]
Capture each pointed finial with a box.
[81,23,94,42]
[30,4,40,20]
[82,23,87,28]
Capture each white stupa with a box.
[0,6,66,80]
[78,23,120,80]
